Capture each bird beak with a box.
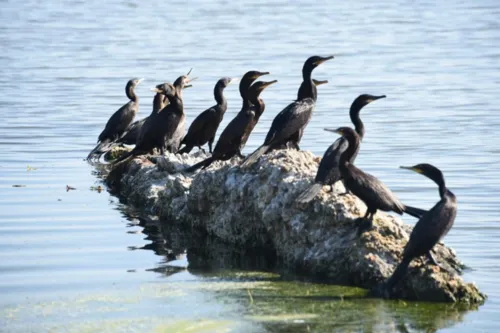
[263,80,278,88]
[314,55,334,65]
[400,166,421,174]
[255,71,270,79]
[137,78,144,84]
[366,95,386,104]
[184,84,193,89]
[313,79,328,86]
[324,128,341,135]
[150,87,162,93]
[186,68,193,76]
[186,76,198,84]
[229,78,240,84]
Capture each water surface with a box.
[0,0,499,332]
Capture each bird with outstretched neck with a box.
[296,94,386,203]
[240,55,333,168]
[86,78,143,162]
[112,72,194,166]
[178,77,237,154]
[374,163,457,297]
[326,127,426,233]
[185,79,278,173]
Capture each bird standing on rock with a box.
[327,127,426,233]
[178,77,237,154]
[374,163,457,296]
[296,94,386,203]
[241,55,334,168]
[87,78,143,162]
[185,79,278,172]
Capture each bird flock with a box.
[87,55,457,297]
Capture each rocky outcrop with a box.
[105,149,486,304]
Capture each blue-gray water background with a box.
[1,0,499,332]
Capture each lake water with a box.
[1,0,499,332]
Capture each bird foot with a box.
[356,218,374,235]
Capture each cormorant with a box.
[241,55,333,167]
[296,94,386,203]
[378,163,456,294]
[116,92,168,146]
[178,77,236,154]
[86,78,143,161]
[185,80,278,172]
[112,74,193,165]
[327,127,426,233]
[168,73,196,153]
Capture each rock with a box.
[104,147,486,304]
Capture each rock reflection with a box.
[115,208,475,333]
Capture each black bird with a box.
[379,163,456,294]
[112,74,193,165]
[241,55,333,167]
[168,73,196,154]
[116,92,168,146]
[327,127,426,233]
[185,80,278,172]
[296,94,386,203]
[87,78,143,161]
[178,77,236,154]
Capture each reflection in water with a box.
[117,204,476,333]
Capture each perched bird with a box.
[185,80,277,172]
[377,163,456,295]
[296,94,386,203]
[241,55,333,167]
[178,77,236,154]
[168,72,196,153]
[116,93,168,146]
[112,73,193,165]
[327,127,426,233]
[87,78,143,161]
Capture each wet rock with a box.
[104,147,486,304]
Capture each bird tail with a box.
[385,257,411,291]
[87,140,114,162]
[185,157,214,173]
[403,205,427,219]
[296,183,323,203]
[178,145,193,154]
[240,145,269,168]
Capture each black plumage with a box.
[178,77,235,154]
[241,55,333,167]
[296,94,386,203]
[86,78,143,161]
[185,79,277,173]
[379,164,457,294]
[112,74,193,165]
[327,127,425,233]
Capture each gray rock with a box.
[105,147,486,304]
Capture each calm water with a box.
[1,0,499,332]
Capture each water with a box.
[1,0,499,331]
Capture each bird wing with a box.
[347,166,405,214]
[214,110,255,155]
[315,137,348,184]
[404,199,457,258]
[264,98,315,145]
[98,102,136,142]
[184,106,219,140]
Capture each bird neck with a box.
[349,105,365,139]
[340,133,360,170]
[152,93,164,113]
[214,84,227,109]
[249,96,264,116]
[126,84,138,102]
[297,75,317,101]
[437,178,447,198]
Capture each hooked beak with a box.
[137,78,144,85]
[324,128,341,135]
[150,87,162,93]
[366,95,387,104]
[229,77,240,85]
[313,79,328,86]
[400,166,422,174]
[314,55,334,65]
[255,71,270,79]
[262,79,278,88]
[184,84,193,89]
